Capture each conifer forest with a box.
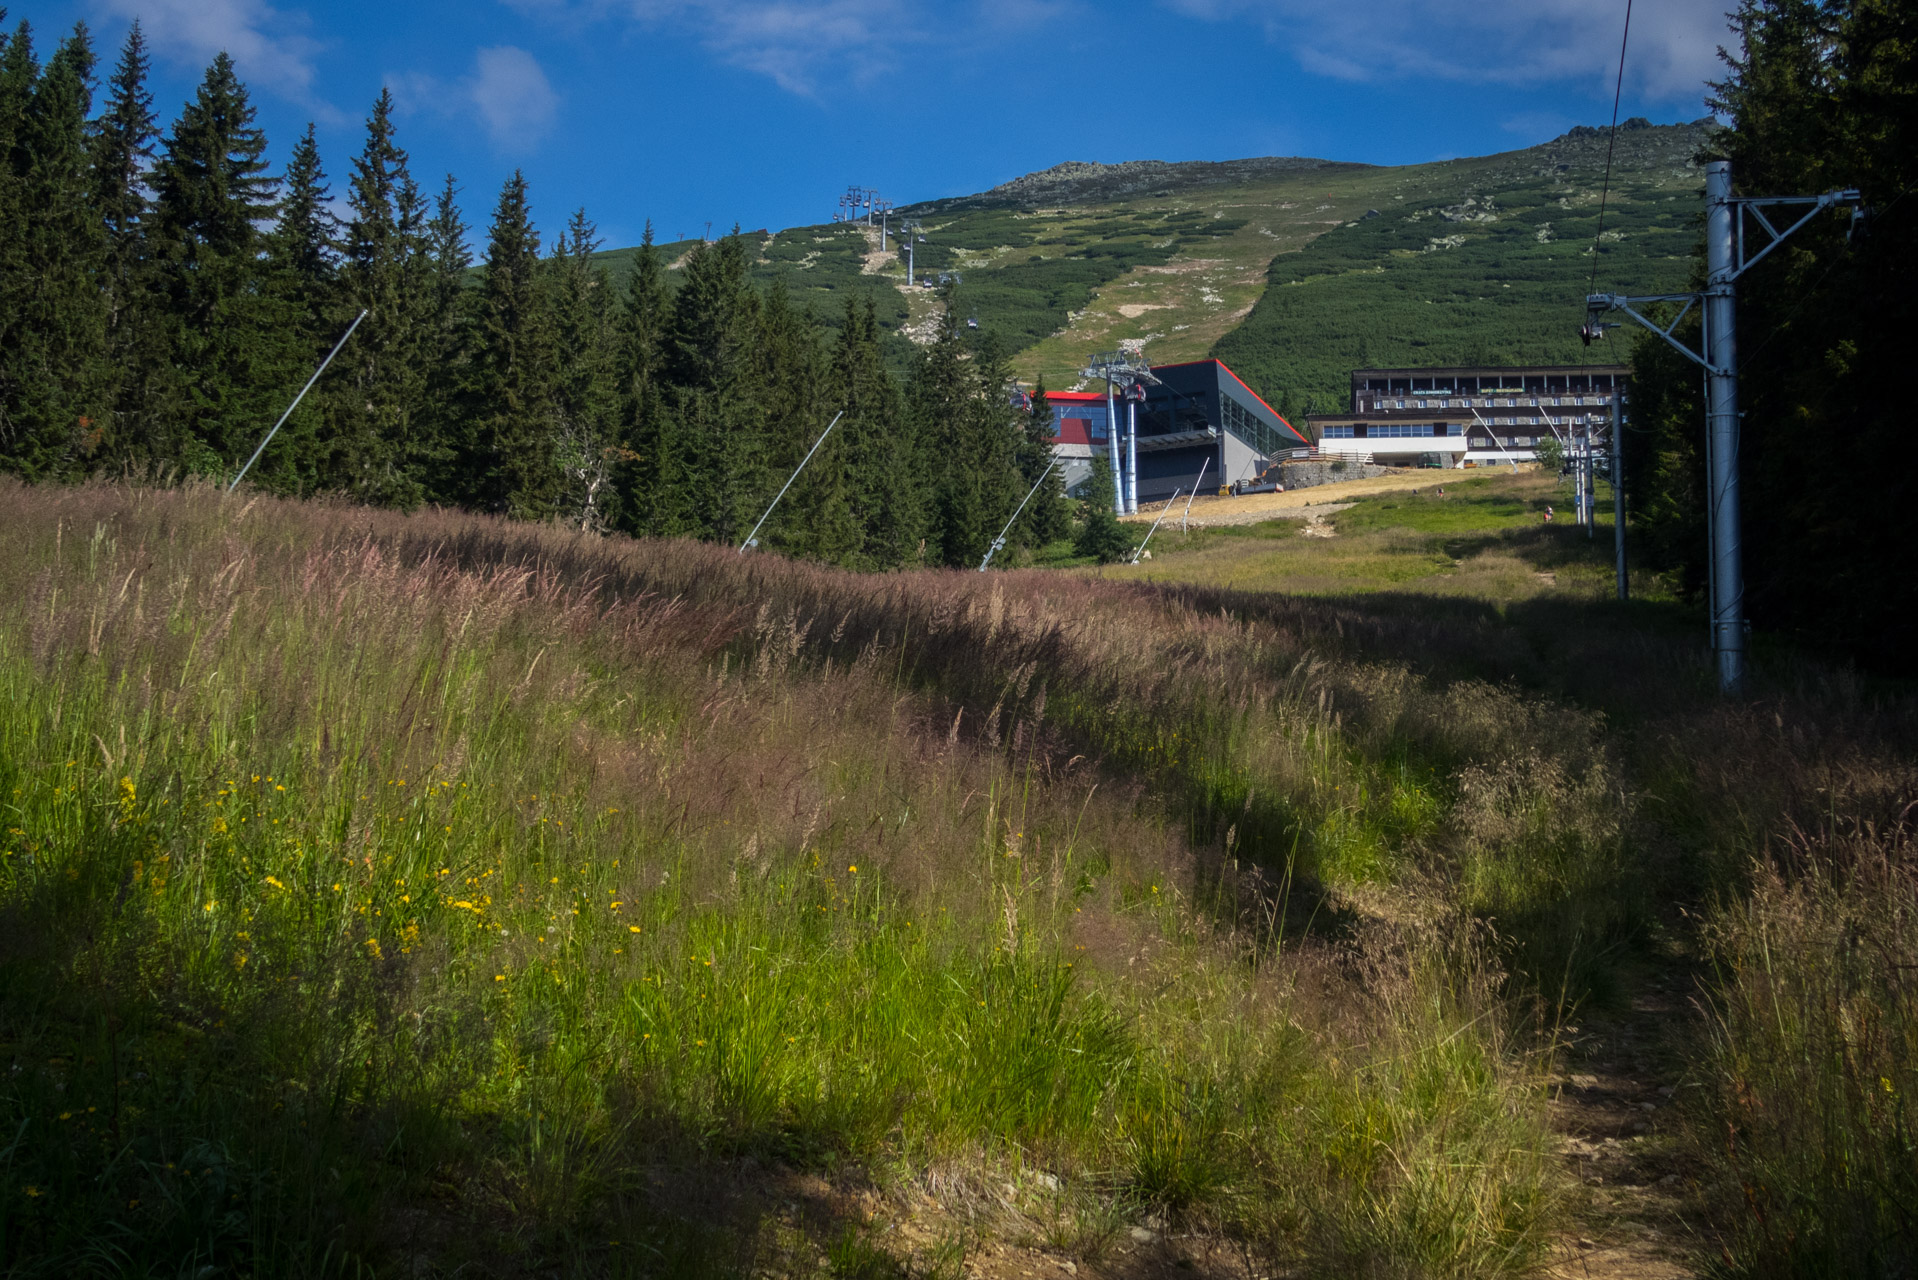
[0,17,1071,568]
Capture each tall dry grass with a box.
[4,476,1915,1277]
[1698,816,1918,1278]
[0,480,1567,1276]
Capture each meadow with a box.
[1,474,1912,1278]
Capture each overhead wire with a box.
[1587,0,1636,302]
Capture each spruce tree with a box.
[662,232,762,543]
[270,124,338,325]
[0,20,34,439]
[471,170,559,517]
[550,208,617,529]
[833,294,920,566]
[1074,458,1131,563]
[418,174,474,504]
[908,297,983,566]
[90,19,164,472]
[966,329,1032,554]
[0,22,110,480]
[757,280,850,561]
[331,90,427,506]
[610,222,672,535]
[149,53,303,476]
[1019,380,1071,547]
[257,122,337,494]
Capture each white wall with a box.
[1221,433,1263,487]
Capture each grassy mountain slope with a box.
[590,121,1705,412]
[1213,120,1707,416]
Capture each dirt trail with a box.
[1121,473,1452,527]
[1545,978,1709,1279]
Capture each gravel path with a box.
[1122,472,1456,528]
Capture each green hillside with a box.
[1213,120,1706,416]
[591,120,1707,410]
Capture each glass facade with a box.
[1219,392,1296,457]
[1051,404,1111,440]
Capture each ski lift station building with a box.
[1308,364,1630,466]
[1045,358,1308,501]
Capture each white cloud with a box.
[499,0,1722,106]
[470,46,561,149]
[98,0,330,107]
[625,0,917,93]
[389,46,561,152]
[1160,0,1731,106]
[496,0,1077,96]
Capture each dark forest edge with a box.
[1621,0,1917,672]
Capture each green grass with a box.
[9,472,1917,1277]
[0,482,1566,1277]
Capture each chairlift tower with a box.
[899,219,924,284]
[1584,160,1862,694]
[876,199,895,250]
[1080,350,1159,516]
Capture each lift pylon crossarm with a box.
[1732,188,1863,280]
[1586,292,1708,368]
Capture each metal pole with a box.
[1575,433,1586,527]
[229,309,367,493]
[1704,160,1745,693]
[1131,488,1180,564]
[1584,430,1596,538]
[1181,457,1210,532]
[1124,395,1138,515]
[1612,392,1628,600]
[1586,433,1597,539]
[1105,377,1123,516]
[979,459,1057,571]
[739,411,844,553]
[1578,432,1588,527]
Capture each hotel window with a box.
[1322,426,1355,438]
[1515,436,1533,446]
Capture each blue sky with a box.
[18,0,1732,251]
